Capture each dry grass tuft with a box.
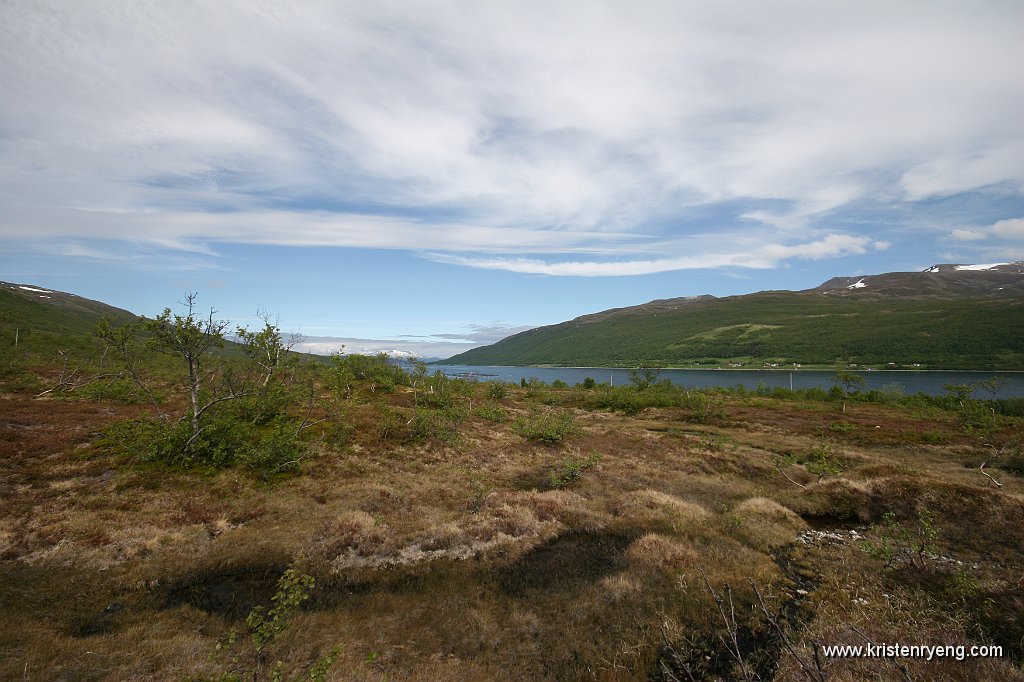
[510,489,604,530]
[794,476,874,522]
[464,496,556,545]
[728,496,807,551]
[308,510,389,560]
[624,533,699,575]
[612,488,711,536]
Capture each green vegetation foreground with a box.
[1,297,1024,680]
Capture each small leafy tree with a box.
[628,363,661,391]
[146,292,232,440]
[945,378,1007,439]
[94,317,165,417]
[831,369,865,413]
[486,381,509,399]
[237,311,300,389]
[328,352,356,398]
[100,295,310,472]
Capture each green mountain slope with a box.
[443,263,1024,369]
[1,282,136,352]
[1,282,327,364]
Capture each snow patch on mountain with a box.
[954,263,1010,271]
[18,285,51,293]
[847,279,867,289]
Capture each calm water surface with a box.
[433,365,1024,398]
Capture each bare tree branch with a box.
[978,462,1003,488]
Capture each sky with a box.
[1,1,1023,358]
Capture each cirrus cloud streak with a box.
[1,1,1022,275]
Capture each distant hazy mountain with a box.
[441,263,1024,370]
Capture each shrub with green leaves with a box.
[549,451,600,489]
[334,353,409,394]
[407,406,465,444]
[237,419,306,477]
[804,437,844,476]
[486,381,510,399]
[474,403,509,423]
[523,377,549,402]
[105,410,307,475]
[597,388,648,415]
[198,566,341,681]
[76,377,152,404]
[513,410,580,445]
[698,432,731,452]
[375,405,403,441]
[227,381,292,426]
[862,509,939,569]
[104,416,186,465]
[416,371,472,409]
[628,365,661,390]
[683,389,721,424]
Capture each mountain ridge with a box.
[441,262,1024,369]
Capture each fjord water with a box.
[435,365,1024,398]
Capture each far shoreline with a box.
[431,363,1024,373]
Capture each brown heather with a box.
[1,373,1024,681]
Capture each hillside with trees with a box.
[443,263,1024,369]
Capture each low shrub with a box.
[513,410,580,445]
[407,406,465,444]
[198,565,341,681]
[549,451,600,489]
[236,418,306,477]
[474,403,509,423]
[104,410,307,475]
[76,377,153,404]
[862,509,939,569]
[486,381,510,399]
[417,372,473,409]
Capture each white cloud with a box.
[761,234,875,261]
[431,234,881,276]
[430,253,770,277]
[417,322,535,344]
[945,217,1024,246]
[899,143,1024,200]
[1,1,1022,274]
[991,218,1024,239]
[950,229,988,241]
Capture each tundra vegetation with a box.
[2,298,1024,681]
